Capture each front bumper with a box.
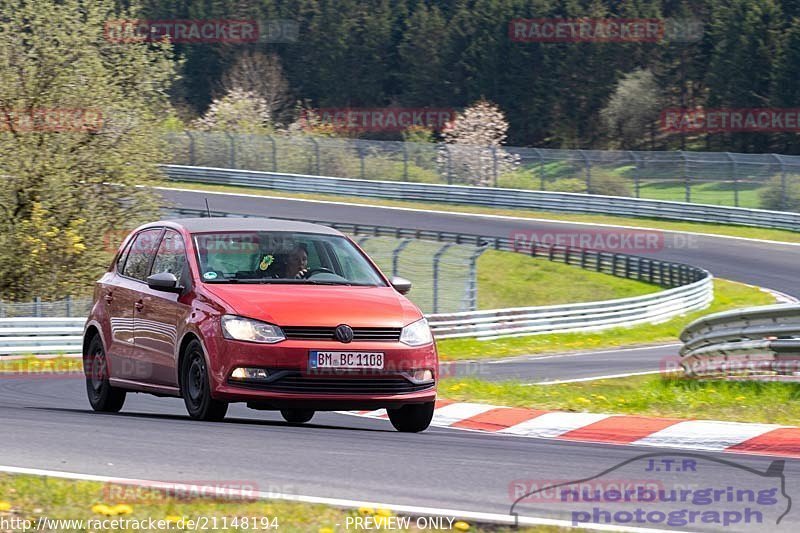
[207,337,438,409]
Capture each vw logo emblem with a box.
[334,324,354,343]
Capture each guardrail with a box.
[163,165,800,232]
[679,304,800,381]
[0,317,84,355]
[167,132,800,210]
[431,276,712,340]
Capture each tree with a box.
[770,17,800,152]
[193,88,273,133]
[0,0,176,301]
[705,0,783,151]
[219,51,293,126]
[398,4,449,106]
[439,99,518,186]
[601,69,663,149]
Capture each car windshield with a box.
[193,231,386,286]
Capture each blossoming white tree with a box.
[193,88,272,133]
[439,99,519,186]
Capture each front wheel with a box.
[84,335,126,412]
[280,409,315,424]
[181,340,228,421]
[387,402,434,433]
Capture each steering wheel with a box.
[303,267,335,278]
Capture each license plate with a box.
[309,351,384,369]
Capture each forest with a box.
[131,0,800,153]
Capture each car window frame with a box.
[190,230,388,286]
[118,227,165,284]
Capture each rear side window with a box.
[151,230,187,277]
[121,228,162,281]
[116,239,133,272]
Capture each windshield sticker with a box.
[203,271,218,280]
[259,254,274,271]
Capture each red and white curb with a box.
[341,400,800,459]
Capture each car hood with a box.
[203,283,422,328]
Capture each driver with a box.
[284,243,308,278]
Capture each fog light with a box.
[411,369,434,382]
[231,367,269,380]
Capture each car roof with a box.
[147,217,343,236]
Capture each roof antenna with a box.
[204,198,212,218]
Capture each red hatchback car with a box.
[83,218,438,432]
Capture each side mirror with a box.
[390,276,412,295]
[147,272,182,293]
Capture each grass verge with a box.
[437,279,776,360]
[158,181,800,244]
[477,250,658,309]
[0,473,555,532]
[439,375,800,425]
[0,356,81,373]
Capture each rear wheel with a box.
[387,401,434,433]
[181,340,228,421]
[280,409,315,424]
[84,335,126,413]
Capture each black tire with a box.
[181,340,228,421]
[387,401,435,433]
[84,335,126,413]
[280,408,315,424]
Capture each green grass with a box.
[439,375,800,425]
[437,279,776,360]
[159,181,800,244]
[0,473,556,532]
[476,250,658,309]
[638,180,765,208]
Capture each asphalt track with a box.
[447,345,681,383]
[2,376,798,531]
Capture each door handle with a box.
[134,300,144,311]
[104,293,113,303]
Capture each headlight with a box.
[400,318,433,346]
[221,315,285,344]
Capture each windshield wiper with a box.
[205,278,360,285]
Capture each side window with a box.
[121,228,162,281]
[151,230,186,278]
[116,238,133,273]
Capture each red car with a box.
[83,218,438,432]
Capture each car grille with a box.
[238,375,433,395]
[281,326,401,342]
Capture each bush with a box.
[760,175,800,211]
[542,174,632,196]
[588,173,633,197]
[547,178,589,193]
